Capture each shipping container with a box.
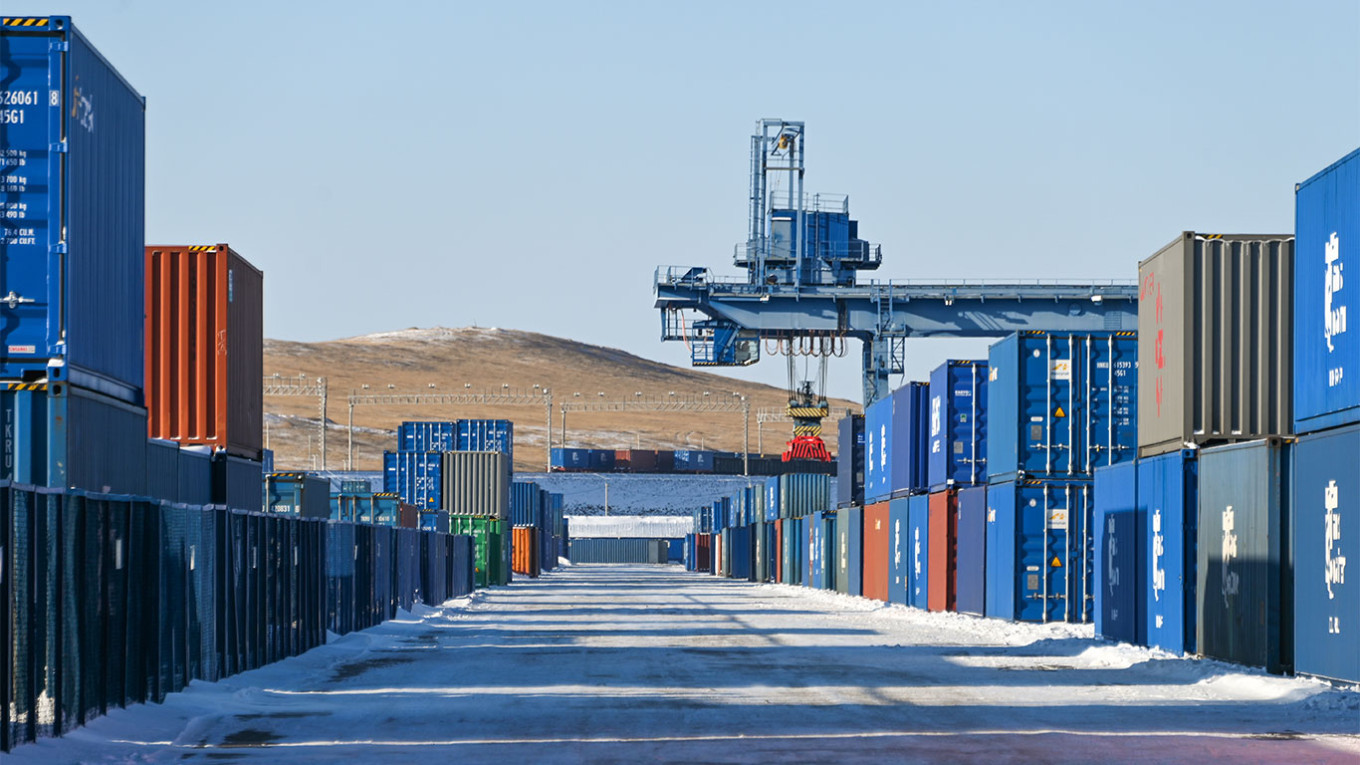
[888,498,911,605]
[774,518,785,582]
[331,492,401,526]
[674,449,715,473]
[178,445,212,505]
[398,502,420,530]
[862,502,891,602]
[781,516,802,585]
[510,481,544,527]
[837,413,865,507]
[568,538,668,563]
[443,451,511,518]
[755,520,772,582]
[864,394,893,503]
[1295,149,1360,434]
[211,452,262,512]
[834,506,863,596]
[397,421,456,452]
[451,515,509,586]
[383,451,443,509]
[986,480,1094,623]
[728,525,752,580]
[780,473,831,517]
[419,510,450,533]
[550,447,592,471]
[1093,460,1145,645]
[0,382,149,494]
[890,382,931,497]
[928,361,988,491]
[695,532,712,572]
[589,449,616,472]
[1196,438,1292,674]
[340,479,372,493]
[908,494,930,609]
[0,17,147,402]
[804,512,824,589]
[955,485,987,616]
[765,475,781,521]
[1138,232,1294,457]
[1142,450,1198,654]
[987,331,1137,483]
[145,245,263,458]
[927,490,957,611]
[1291,423,1360,684]
[512,526,541,577]
[147,438,179,502]
[458,419,513,461]
[264,473,329,519]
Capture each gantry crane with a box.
[655,119,1138,458]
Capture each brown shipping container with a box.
[695,532,712,572]
[862,502,891,602]
[146,244,264,458]
[1137,232,1293,458]
[928,490,958,612]
[397,502,420,529]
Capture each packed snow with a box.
[9,566,1357,764]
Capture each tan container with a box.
[1137,232,1293,458]
[145,244,264,458]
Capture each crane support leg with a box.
[862,336,897,405]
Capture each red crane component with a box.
[782,435,831,462]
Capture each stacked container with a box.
[1093,461,1144,645]
[265,473,330,518]
[836,413,865,508]
[928,360,988,491]
[1292,148,1360,685]
[864,382,929,502]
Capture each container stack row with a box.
[551,446,836,476]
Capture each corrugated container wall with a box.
[862,502,891,602]
[383,451,443,509]
[178,446,213,506]
[836,414,864,508]
[987,331,1137,483]
[0,383,148,495]
[927,490,957,611]
[834,506,863,596]
[928,361,988,490]
[1141,450,1198,655]
[987,480,1094,624]
[458,419,513,461]
[779,473,829,517]
[1093,461,1145,646]
[888,498,911,605]
[955,485,987,616]
[1138,232,1294,457]
[398,421,456,452]
[146,438,179,502]
[908,495,930,609]
[890,382,930,496]
[1196,439,1292,674]
[442,451,510,518]
[1294,148,1360,434]
[864,396,893,503]
[1291,423,1360,684]
[145,245,263,458]
[0,18,146,402]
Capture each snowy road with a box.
[12,565,1360,764]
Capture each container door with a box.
[0,34,61,371]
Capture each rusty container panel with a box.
[862,502,891,602]
[145,244,264,458]
[928,490,958,611]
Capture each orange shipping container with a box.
[145,244,263,458]
[512,526,541,577]
[862,502,891,602]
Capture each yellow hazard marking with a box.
[1054,406,1066,418]
[3,18,50,26]
[1051,556,1063,567]
[4,382,46,391]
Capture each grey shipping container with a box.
[568,538,669,564]
[441,451,511,517]
[1196,438,1292,674]
[1138,232,1294,457]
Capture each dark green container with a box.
[450,516,509,588]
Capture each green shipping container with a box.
[450,515,510,587]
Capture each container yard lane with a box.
[10,565,1360,764]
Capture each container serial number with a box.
[0,110,24,125]
[0,91,39,106]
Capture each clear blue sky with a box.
[10,1,1359,401]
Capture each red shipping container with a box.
[928,490,958,612]
[696,533,712,572]
[145,244,263,458]
[862,502,891,602]
[613,450,631,471]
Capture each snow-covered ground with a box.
[11,566,1358,764]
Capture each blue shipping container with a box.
[888,497,911,605]
[510,481,543,527]
[908,494,930,609]
[674,449,715,473]
[1295,147,1360,434]
[955,485,987,616]
[146,438,179,502]
[987,331,1138,483]
[837,413,865,508]
[398,421,457,452]
[1093,460,1145,645]
[458,419,513,462]
[178,446,213,506]
[986,480,1094,623]
[0,17,146,401]
[551,447,592,471]
[0,382,148,495]
[864,394,893,502]
[890,382,930,497]
[729,525,752,580]
[1291,424,1360,684]
[588,449,616,472]
[383,451,443,509]
[804,512,822,589]
[1141,450,1197,654]
[765,475,780,521]
[928,361,988,490]
[211,452,261,511]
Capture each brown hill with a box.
[263,327,858,472]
